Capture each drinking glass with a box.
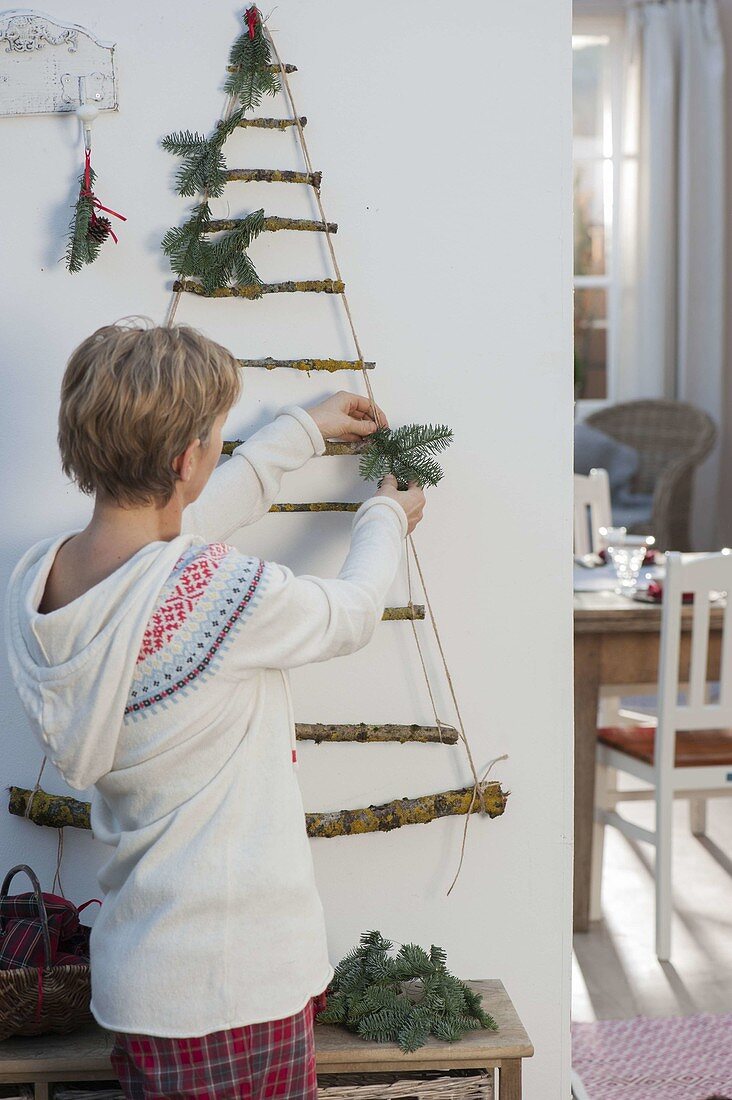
[598,527,655,597]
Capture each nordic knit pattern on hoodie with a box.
[4,405,408,1037]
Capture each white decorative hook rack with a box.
[0,9,117,118]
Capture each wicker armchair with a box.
[585,399,717,551]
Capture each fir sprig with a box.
[316,930,497,1052]
[161,201,212,276]
[160,130,229,199]
[359,424,453,489]
[224,5,279,109]
[161,204,265,294]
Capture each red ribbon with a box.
[245,6,259,39]
[81,149,126,244]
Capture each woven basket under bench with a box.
[46,1071,492,1099]
[317,1068,493,1097]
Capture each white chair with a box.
[590,549,732,960]
[574,468,612,556]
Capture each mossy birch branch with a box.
[224,169,322,187]
[226,63,298,74]
[9,782,508,836]
[322,441,372,456]
[268,502,359,513]
[297,723,457,744]
[235,358,375,373]
[307,784,508,837]
[174,279,343,299]
[207,216,337,234]
[229,116,306,129]
[223,439,370,457]
[8,787,90,830]
[381,605,425,620]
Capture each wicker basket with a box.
[0,864,94,1040]
[49,1074,494,1100]
[316,1069,493,1098]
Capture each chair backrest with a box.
[586,399,716,495]
[574,469,612,556]
[656,552,732,758]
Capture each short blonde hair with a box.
[58,319,242,507]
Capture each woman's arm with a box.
[220,490,422,670]
[181,393,388,544]
[181,405,325,543]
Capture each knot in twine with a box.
[446,754,509,897]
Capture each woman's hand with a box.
[306,392,388,442]
[374,474,426,535]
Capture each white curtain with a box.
[617,0,725,548]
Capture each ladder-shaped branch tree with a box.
[8,7,508,860]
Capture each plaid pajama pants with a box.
[109,992,328,1099]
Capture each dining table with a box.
[573,561,726,931]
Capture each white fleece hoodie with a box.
[4,404,407,1036]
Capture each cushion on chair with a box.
[598,725,732,767]
[574,423,640,495]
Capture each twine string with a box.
[23,757,47,821]
[22,756,66,898]
[404,544,445,740]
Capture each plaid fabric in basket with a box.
[110,993,327,1099]
[0,891,92,969]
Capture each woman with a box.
[5,320,425,1099]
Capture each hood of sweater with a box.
[4,529,198,791]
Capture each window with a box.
[572,18,623,406]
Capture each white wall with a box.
[0,2,573,1094]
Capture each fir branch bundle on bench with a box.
[317,930,497,1052]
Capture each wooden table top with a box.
[574,590,726,634]
[0,980,533,1077]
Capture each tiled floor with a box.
[572,795,732,1021]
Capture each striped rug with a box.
[572,1015,732,1099]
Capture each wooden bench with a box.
[0,979,533,1099]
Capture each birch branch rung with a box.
[233,116,306,129]
[223,439,370,457]
[268,502,360,513]
[8,782,508,836]
[173,279,344,299]
[225,63,298,74]
[224,169,322,188]
[207,216,337,234]
[381,605,425,620]
[296,723,456,744]
[235,359,376,373]
[307,783,508,837]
